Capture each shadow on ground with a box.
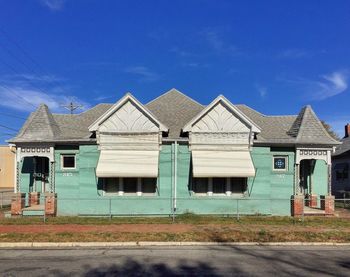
[50,259,226,277]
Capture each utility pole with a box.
[60,102,83,114]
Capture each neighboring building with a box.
[0,145,15,189]
[9,89,340,216]
[332,124,350,198]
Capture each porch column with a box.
[15,161,20,193]
[327,163,332,196]
[309,161,313,195]
[50,161,55,193]
[294,163,300,195]
[12,159,25,216]
[33,157,37,192]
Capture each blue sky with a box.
[0,0,349,143]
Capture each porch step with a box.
[303,206,326,216]
[22,205,45,216]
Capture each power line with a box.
[0,56,52,98]
[0,123,18,132]
[0,83,37,108]
[0,26,70,96]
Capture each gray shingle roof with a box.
[334,137,350,156]
[12,104,62,142]
[9,89,340,146]
[145,88,204,138]
[236,104,340,146]
[292,105,340,145]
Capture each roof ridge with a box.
[237,104,298,118]
[235,104,266,117]
[146,88,204,107]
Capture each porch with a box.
[11,145,57,216]
[291,147,335,216]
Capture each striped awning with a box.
[192,150,255,178]
[96,150,159,178]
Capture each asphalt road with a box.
[0,245,349,276]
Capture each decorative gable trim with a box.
[89,93,168,133]
[183,95,261,133]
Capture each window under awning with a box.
[192,150,256,178]
[96,150,159,178]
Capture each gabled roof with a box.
[183,95,261,133]
[146,88,204,138]
[9,89,340,146]
[10,104,61,142]
[89,93,168,132]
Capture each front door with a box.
[299,160,310,195]
[34,157,49,193]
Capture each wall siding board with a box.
[17,143,328,216]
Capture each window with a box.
[213,178,226,194]
[104,178,120,194]
[192,178,208,194]
[192,177,247,196]
[103,177,157,196]
[273,156,287,171]
[123,178,138,194]
[61,154,76,169]
[142,178,157,194]
[231,178,247,194]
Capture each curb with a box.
[0,242,350,248]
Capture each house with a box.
[332,124,350,198]
[8,89,340,216]
[0,145,15,189]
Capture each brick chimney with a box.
[345,124,350,138]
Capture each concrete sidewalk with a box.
[1,241,350,248]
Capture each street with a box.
[0,245,349,276]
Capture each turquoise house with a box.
[9,89,340,216]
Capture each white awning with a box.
[96,150,159,178]
[192,150,255,177]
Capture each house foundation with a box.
[321,195,335,215]
[11,193,25,216]
[45,193,57,216]
[291,195,304,216]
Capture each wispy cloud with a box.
[279,70,349,101]
[255,84,267,98]
[76,61,119,68]
[310,71,348,100]
[39,0,65,11]
[169,47,197,58]
[0,74,90,113]
[201,29,241,56]
[93,95,114,102]
[3,73,63,83]
[124,66,160,82]
[277,49,309,59]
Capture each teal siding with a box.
[55,147,80,215]
[313,160,328,196]
[18,143,328,216]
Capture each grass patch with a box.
[1,214,350,228]
[0,230,350,243]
